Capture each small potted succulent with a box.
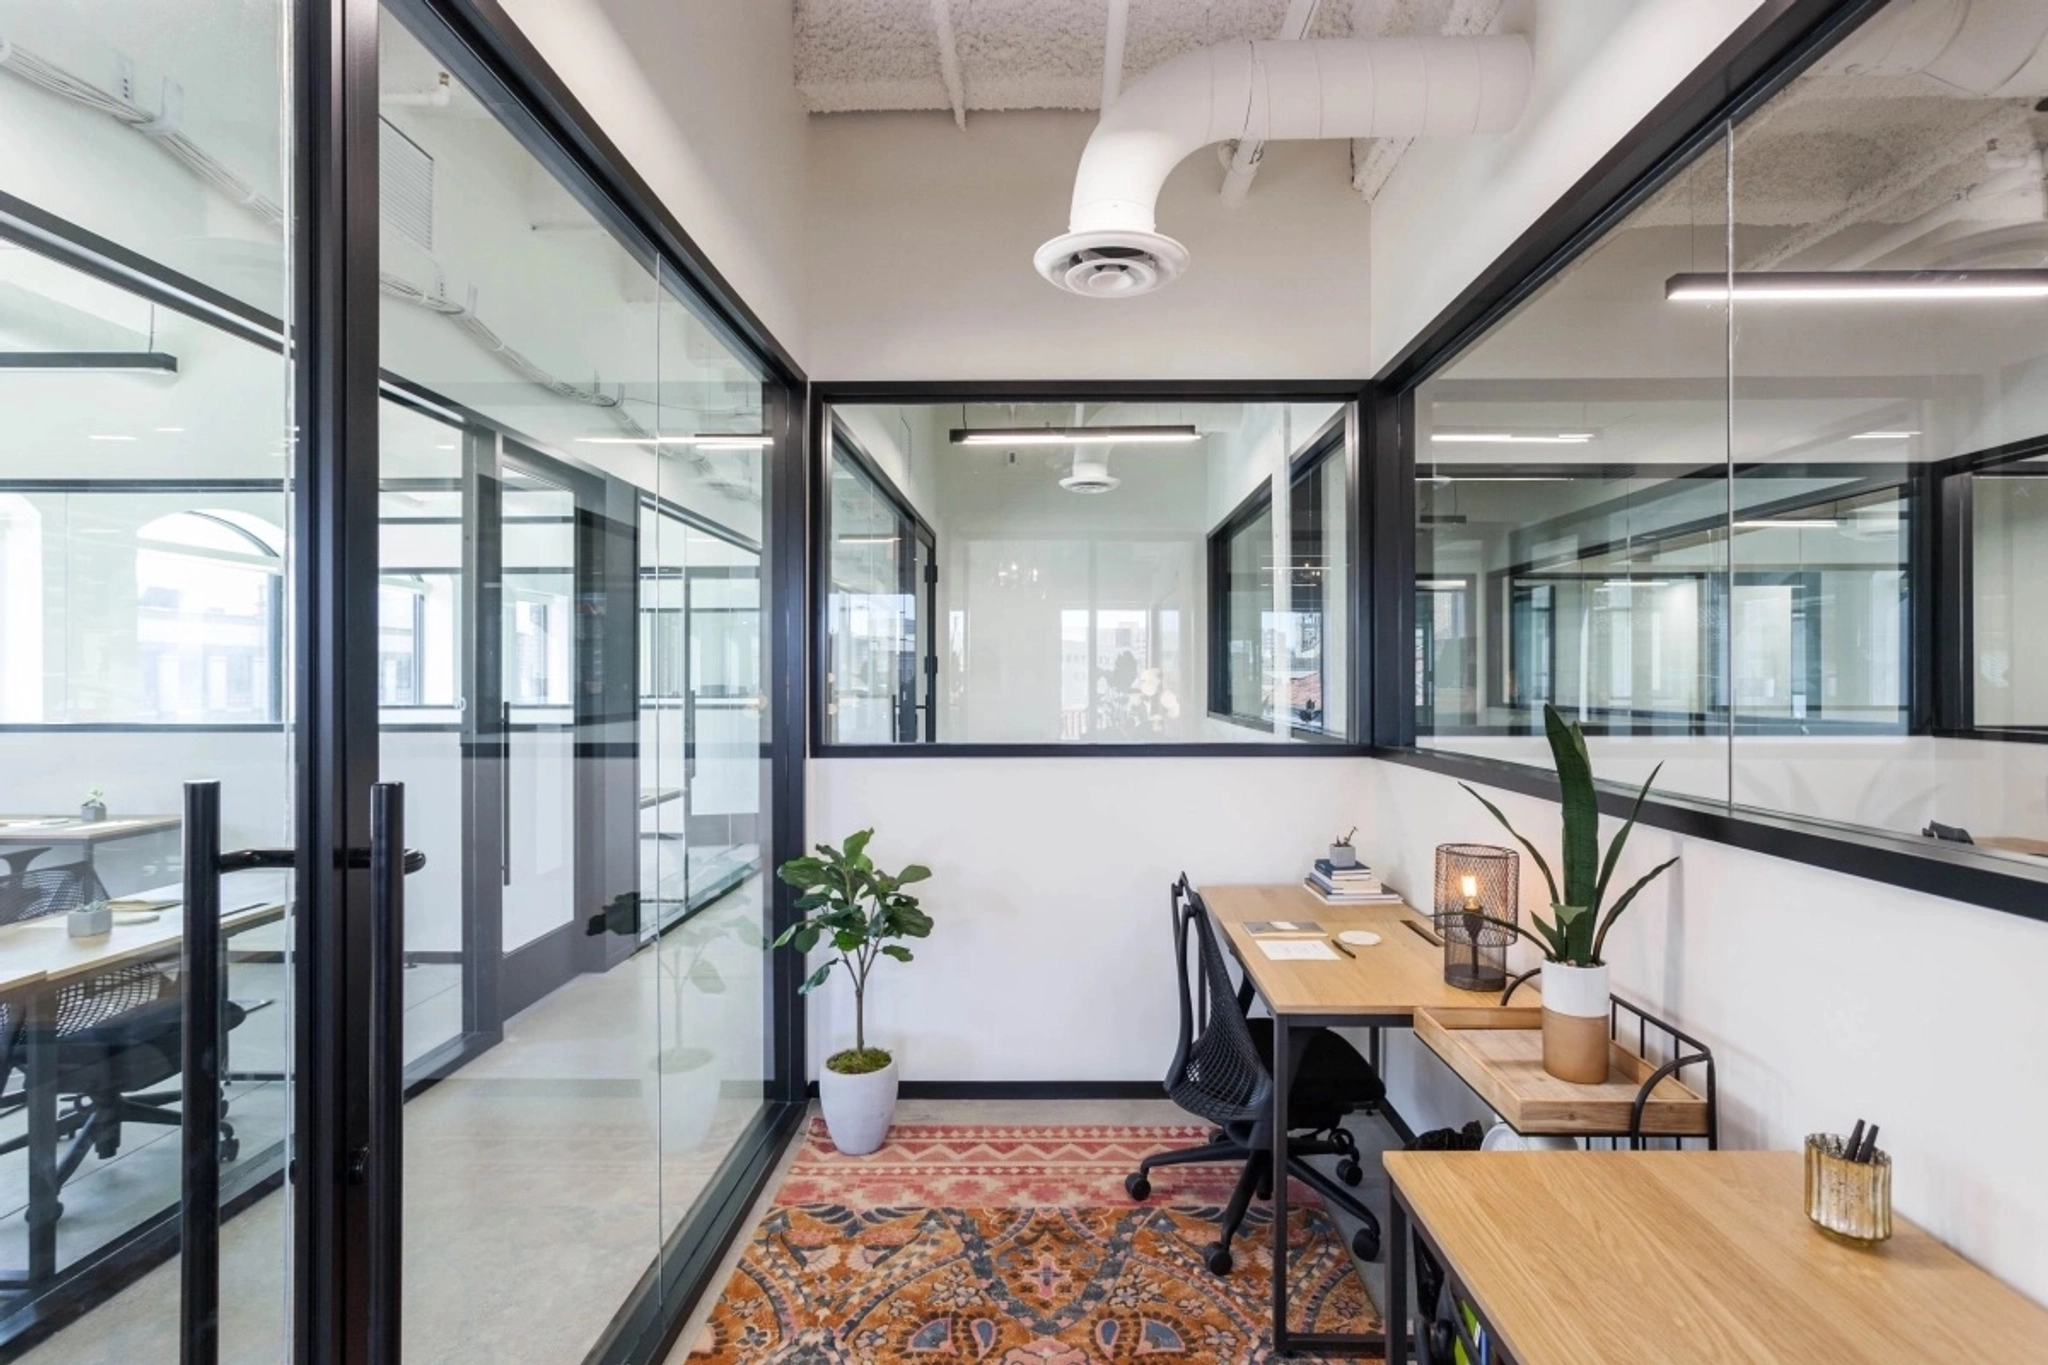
[80,788,107,823]
[1461,704,1678,1083]
[774,829,932,1155]
[1328,826,1360,869]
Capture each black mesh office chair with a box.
[0,863,247,1216]
[1125,875,1384,1274]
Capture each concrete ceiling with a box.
[792,0,1501,199]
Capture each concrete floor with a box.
[9,877,771,1365]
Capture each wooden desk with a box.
[0,874,287,1287]
[1384,1151,2048,1364]
[1977,834,2048,858]
[1199,883,1533,1357]
[0,816,180,847]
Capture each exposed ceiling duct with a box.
[1815,0,2048,97]
[1034,36,1531,297]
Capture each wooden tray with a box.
[1414,1006,1709,1137]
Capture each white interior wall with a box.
[1359,759,2048,1307]
[495,0,810,361]
[806,756,1374,1080]
[805,110,1371,379]
[1370,0,1770,371]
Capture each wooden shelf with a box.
[1415,1006,1709,1137]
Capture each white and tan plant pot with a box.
[818,1053,898,1156]
[1540,961,1611,1084]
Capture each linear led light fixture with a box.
[0,351,179,373]
[949,425,1200,446]
[1666,270,2048,302]
[1429,432,1593,445]
[1849,430,1920,440]
[575,434,772,449]
[1734,518,1840,530]
[1422,475,1571,484]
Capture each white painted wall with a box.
[806,110,1372,379]
[496,0,811,361]
[805,756,1374,1080]
[1370,0,1770,370]
[1358,758,2048,1308]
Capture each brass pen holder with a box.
[1804,1133,1892,1245]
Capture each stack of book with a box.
[1305,858,1403,905]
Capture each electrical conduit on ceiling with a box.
[1036,35,1533,297]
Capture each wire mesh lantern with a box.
[1433,844,1519,992]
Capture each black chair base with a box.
[1126,1121,1381,1270]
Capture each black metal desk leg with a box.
[1271,1012,1292,1355]
[1387,1192,1410,1365]
[25,991,57,1285]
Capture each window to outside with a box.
[822,399,1350,747]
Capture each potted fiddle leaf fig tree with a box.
[1461,704,1678,1083]
[774,829,932,1155]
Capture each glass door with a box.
[498,455,580,982]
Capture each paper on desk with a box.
[1256,938,1341,961]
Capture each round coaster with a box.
[1337,930,1382,947]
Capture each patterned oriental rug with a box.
[686,1121,1379,1364]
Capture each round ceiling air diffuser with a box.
[1033,229,1189,298]
[1059,454,1121,494]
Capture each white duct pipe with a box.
[1036,36,1531,297]
[1818,0,2048,97]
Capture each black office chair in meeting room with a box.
[0,864,249,1216]
[1124,875,1384,1274]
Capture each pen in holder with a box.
[1804,1132,1891,1245]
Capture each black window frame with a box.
[811,381,1368,758]
[1367,0,2048,925]
[1204,409,1354,741]
[819,418,938,746]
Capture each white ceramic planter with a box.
[1540,961,1610,1084]
[818,1054,899,1156]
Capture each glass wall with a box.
[0,0,790,1357]
[375,10,777,1360]
[0,0,296,1357]
[825,399,1352,746]
[1411,0,2048,865]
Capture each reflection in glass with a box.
[827,401,1350,745]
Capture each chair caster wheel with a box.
[1351,1226,1381,1262]
[1124,1173,1151,1202]
[1337,1158,1363,1186]
[1203,1244,1233,1276]
[1209,1128,1227,1144]
[220,1137,241,1163]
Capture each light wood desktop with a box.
[1202,883,1540,1022]
[0,816,180,847]
[1198,882,1533,1357]
[1384,1150,2048,1364]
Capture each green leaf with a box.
[799,962,835,993]
[880,944,913,962]
[896,864,932,884]
[1543,704,1600,911]
[1591,856,1679,964]
[831,929,864,953]
[791,925,821,955]
[688,961,726,994]
[1593,763,1663,917]
[843,828,874,864]
[1461,782,1560,908]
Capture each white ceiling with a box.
[793,0,1498,198]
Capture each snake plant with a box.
[1461,703,1677,967]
